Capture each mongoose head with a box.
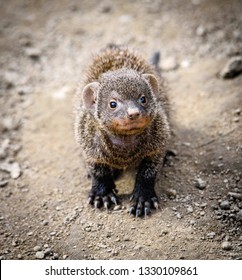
[82,69,159,136]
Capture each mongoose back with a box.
[75,45,171,217]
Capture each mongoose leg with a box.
[87,164,119,209]
[130,157,159,217]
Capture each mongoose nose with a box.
[127,108,140,120]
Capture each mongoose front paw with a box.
[88,190,119,209]
[129,194,159,217]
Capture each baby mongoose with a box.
[75,45,171,217]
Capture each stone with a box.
[237,210,242,221]
[207,232,216,239]
[221,241,232,250]
[35,251,45,259]
[0,162,21,179]
[25,47,42,59]
[161,57,178,71]
[220,200,230,210]
[113,205,122,211]
[187,205,194,213]
[33,246,42,252]
[10,162,21,179]
[194,178,206,190]
[0,180,8,188]
[196,25,206,36]
[227,192,242,200]
[220,56,242,79]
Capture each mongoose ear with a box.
[142,74,159,96]
[82,82,100,110]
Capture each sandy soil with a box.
[0,0,242,260]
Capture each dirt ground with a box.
[0,0,242,260]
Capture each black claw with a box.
[104,201,109,209]
[144,202,151,216]
[151,197,159,209]
[144,207,151,216]
[154,202,159,210]
[94,197,102,208]
[129,206,136,215]
[136,209,142,217]
[110,193,118,205]
[87,197,93,205]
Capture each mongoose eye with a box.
[109,100,117,109]
[139,95,147,104]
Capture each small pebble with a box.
[221,241,232,250]
[190,220,196,225]
[10,162,21,179]
[176,212,182,219]
[220,200,230,210]
[196,25,206,36]
[25,47,41,59]
[232,117,239,122]
[233,108,241,115]
[194,178,206,190]
[227,192,242,200]
[0,148,8,159]
[161,56,178,71]
[166,188,177,197]
[187,206,194,213]
[53,253,59,259]
[33,245,41,252]
[44,248,52,256]
[2,117,20,131]
[0,180,8,188]
[134,245,143,250]
[180,59,191,68]
[35,251,45,259]
[42,220,49,226]
[220,56,242,79]
[207,232,216,239]
[113,205,122,211]
[237,210,242,221]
